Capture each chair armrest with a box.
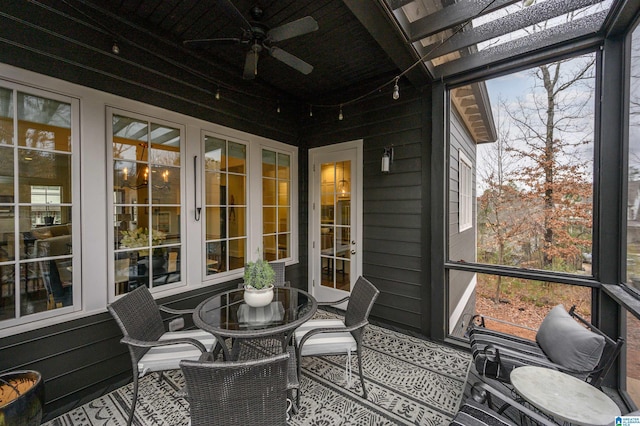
[121,336,208,353]
[488,344,599,377]
[476,382,557,426]
[298,320,368,348]
[318,296,350,306]
[159,305,194,315]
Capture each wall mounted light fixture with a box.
[381,146,394,173]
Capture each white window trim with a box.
[459,150,473,232]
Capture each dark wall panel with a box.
[301,90,431,333]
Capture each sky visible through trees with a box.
[476,54,595,280]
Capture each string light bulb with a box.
[393,77,400,100]
[277,100,281,113]
[112,41,120,55]
[309,105,313,117]
[338,105,343,121]
[215,88,220,100]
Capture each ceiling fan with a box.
[183,1,319,80]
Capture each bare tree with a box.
[504,56,594,270]
[478,109,532,302]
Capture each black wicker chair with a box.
[180,352,290,426]
[294,275,380,405]
[107,285,217,426]
[450,382,556,426]
[468,304,624,389]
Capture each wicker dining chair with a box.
[107,285,217,426]
[294,275,379,405]
[180,352,290,426]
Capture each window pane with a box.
[627,24,640,294]
[0,87,14,146]
[113,115,148,161]
[278,181,289,206]
[0,264,15,320]
[278,207,289,233]
[205,172,225,205]
[263,179,276,205]
[263,207,276,234]
[263,235,277,261]
[229,238,246,270]
[277,153,290,180]
[228,142,246,174]
[19,151,72,203]
[451,273,592,339]
[626,311,640,407]
[262,150,276,178]
[150,124,180,165]
[228,207,245,238]
[17,93,71,152]
[450,54,595,275]
[205,207,225,240]
[204,137,225,171]
[228,174,245,205]
[151,165,179,205]
[151,206,179,244]
[206,241,226,274]
[0,146,14,197]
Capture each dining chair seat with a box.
[138,329,216,375]
[294,319,357,356]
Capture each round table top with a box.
[193,287,317,338]
[510,366,621,426]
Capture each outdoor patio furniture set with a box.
[108,270,379,426]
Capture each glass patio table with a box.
[193,287,318,360]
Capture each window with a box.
[0,85,77,325]
[459,150,473,232]
[111,112,182,296]
[447,53,597,334]
[204,135,247,275]
[627,22,640,296]
[262,149,291,261]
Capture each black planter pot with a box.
[0,370,45,426]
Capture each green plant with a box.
[120,227,166,248]
[243,257,275,290]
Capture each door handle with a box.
[351,250,356,255]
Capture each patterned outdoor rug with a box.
[44,312,470,425]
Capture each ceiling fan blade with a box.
[267,16,319,42]
[183,38,242,47]
[217,0,252,30]
[243,50,258,80]
[269,47,313,75]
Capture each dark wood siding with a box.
[301,89,431,332]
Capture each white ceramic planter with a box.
[243,285,274,307]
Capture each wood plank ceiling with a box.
[77,0,412,104]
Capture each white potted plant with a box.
[243,253,275,308]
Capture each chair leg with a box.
[357,345,367,399]
[128,373,139,426]
[296,346,302,407]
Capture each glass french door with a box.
[310,143,361,303]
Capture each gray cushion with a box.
[536,304,605,376]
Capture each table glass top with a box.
[194,287,316,336]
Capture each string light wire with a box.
[42,0,500,117]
